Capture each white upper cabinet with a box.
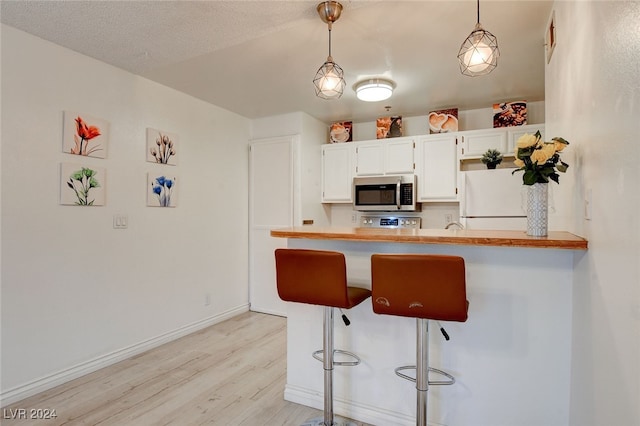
[384,137,415,174]
[459,124,546,159]
[355,137,415,176]
[458,129,508,159]
[507,124,545,154]
[416,134,458,201]
[320,123,544,204]
[355,141,384,176]
[321,143,354,203]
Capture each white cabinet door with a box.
[508,124,545,155]
[385,137,415,174]
[321,143,353,203]
[416,135,458,201]
[355,138,415,176]
[249,136,300,317]
[355,141,384,176]
[459,129,508,159]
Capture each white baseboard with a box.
[284,383,415,426]
[1,304,249,407]
[249,305,286,317]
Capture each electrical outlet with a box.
[445,214,453,224]
[205,293,211,306]
[351,213,357,223]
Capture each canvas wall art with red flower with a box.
[62,111,110,158]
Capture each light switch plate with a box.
[113,214,128,229]
[584,189,592,220]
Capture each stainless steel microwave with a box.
[353,174,419,212]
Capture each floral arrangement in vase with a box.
[512,131,569,184]
[512,131,569,237]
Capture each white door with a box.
[249,136,299,316]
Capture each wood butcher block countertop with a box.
[271,227,588,250]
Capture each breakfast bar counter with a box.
[271,226,587,426]
[271,226,588,250]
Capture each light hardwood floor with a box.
[2,312,373,426]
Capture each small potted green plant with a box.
[481,148,503,169]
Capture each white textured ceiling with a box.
[1,0,553,124]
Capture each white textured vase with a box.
[526,183,548,236]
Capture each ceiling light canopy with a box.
[313,1,346,100]
[355,79,396,102]
[457,0,499,76]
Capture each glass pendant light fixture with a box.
[457,0,499,77]
[313,1,346,100]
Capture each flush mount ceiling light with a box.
[354,78,396,102]
[313,1,346,100]
[457,0,499,77]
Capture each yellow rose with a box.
[531,142,556,164]
[514,158,525,168]
[554,140,568,152]
[516,133,538,149]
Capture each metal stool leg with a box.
[416,318,429,426]
[302,306,359,426]
[393,319,456,426]
[323,306,335,425]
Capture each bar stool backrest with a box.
[275,248,352,308]
[371,254,468,322]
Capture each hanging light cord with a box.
[327,24,332,58]
[476,0,480,24]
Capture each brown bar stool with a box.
[371,254,468,426]
[275,248,371,426]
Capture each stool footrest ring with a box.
[312,349,361,366]
[395,365,456,385]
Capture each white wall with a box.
[1,25,251,403]
[545,3,640,425]
[251,112,330,227]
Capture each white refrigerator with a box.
[460,168,527,230]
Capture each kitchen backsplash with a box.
[329,203,460,229]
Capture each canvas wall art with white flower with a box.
[146,128,178,165]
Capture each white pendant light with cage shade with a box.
[458,0,500,76]
[313,1,346,100]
